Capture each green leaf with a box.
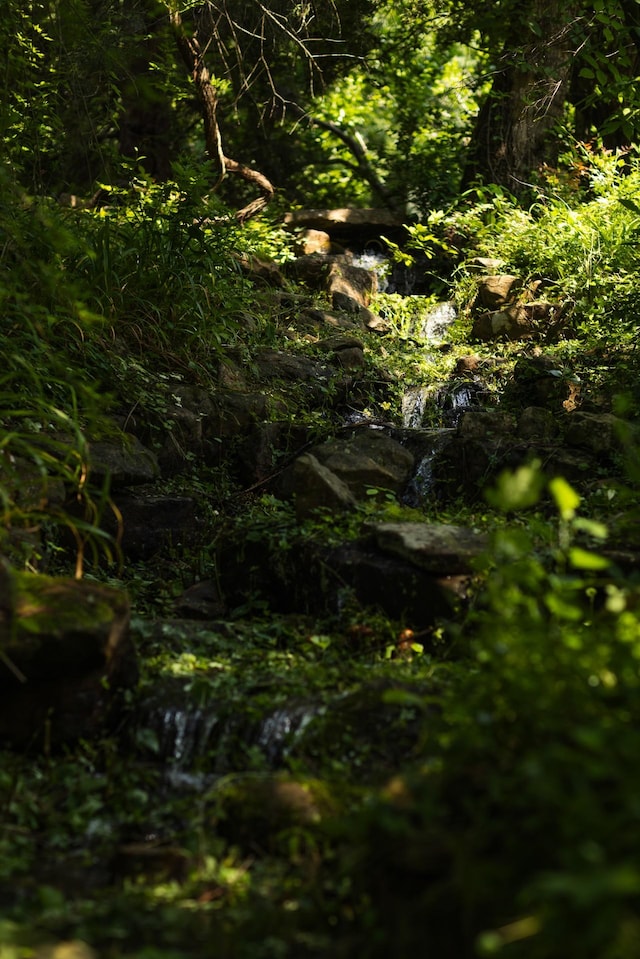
[485,461,544,512]
[618,197,640,215]
[549,476,580,521]
[568,547,610,571]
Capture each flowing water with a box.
[402,429,454,507]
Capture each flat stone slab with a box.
[366,522,489,574]
[284,208,404,232]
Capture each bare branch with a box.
[170,7,275,222]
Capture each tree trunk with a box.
[463,0,580,193]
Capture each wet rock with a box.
[0,568,135,748]
[293,453,358,521]
[435,380,492,427]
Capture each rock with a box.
[284,253,332,286]
[205,772,333,853]
[366,522,489,574]
[506,355,581,411]
[465,256,506,273]
[111,491,199,560]
[312,429,414,498]
[234,253,285,287]
[1,455,66,510]
[174,579,226,619]
[0,569,135,748]
[563,411,625,456]
[209,391,271,440]
[253,348,334,386]
[475,274,522,310]
[472,301,556,341]
[518,406,559,441]
[299,306,364,332]
[284,208,405,244]
[455,355,482,375]
[236,421,310,487]
[365,312,392,333]
[458,410,517,441]
[297,228,332,255]
[323,541,469,625]
[327,259,378,309]
[315,334,366,370]
[293,453,358,521]
[88,435,159,486]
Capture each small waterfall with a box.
[435,380,488,427]
[254,703,320,765]
[402,430,453,507]
[351,249,390,291]
[420,301,457,342]
[402,386,431,429]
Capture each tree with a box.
[459,0,640,193]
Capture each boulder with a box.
[315,333,366,370]
[474,274,522,310]
[109,490,200,560]
[233,253,285,287]
[365,521,489,574]
[297,228,332,255]
[517,406,559,441]
[312,429,414,498]
[327,259,378,310]
[563,411,625,456]
[299,306,365,332]
[88,435,159,486]
[293,453,357,521]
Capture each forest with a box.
[3,1,640,957]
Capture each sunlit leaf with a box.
[485,461,544,512]
[569,547,610,570]
[549,476,580,520]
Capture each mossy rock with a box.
[0,564,136,747]
[204,772,339,854]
